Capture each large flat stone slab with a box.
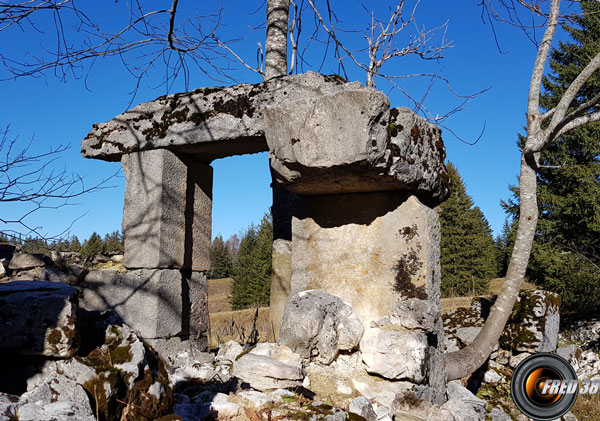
[0,281,78,357]
[82,72,448,203]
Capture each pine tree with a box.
[230,213,273,310]
[210,235,233,279]
[440,162,498,297]
[103,230,124,254]
[81,232,104,259]
[495,217,518,275]
[505,2,600,313]
[69,236,82,253]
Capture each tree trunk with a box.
[265,0,289,79]
[445,152,539,380]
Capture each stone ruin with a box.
[79,72,450,404]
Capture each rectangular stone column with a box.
[101,149,212,350]
[121,149,212,271]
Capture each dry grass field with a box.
[441,277,536,314]
[207,278,274,349]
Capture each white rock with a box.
[216,340,244,363]
[238,390,274,407]
[232,353,304,391]
[483,369,504,384]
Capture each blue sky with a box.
[0,1,569,242]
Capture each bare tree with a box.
[0,126,115,240]
[445,0,600,380]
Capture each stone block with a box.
[291,193,441,328]
[121,149,211,271]
[81,269,208,341]
[0,281,78,357]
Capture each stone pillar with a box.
[82,149,212,349]
[290,192,446,403]
[121,149,212,271]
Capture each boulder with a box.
[0,262,5,279]
[360,327,428,382]
[232,353,304,391]
[248,342,303,368]
[499,290,560,353]
[8,253,47,270]
[279,289,364,364]
[0,281,78,357]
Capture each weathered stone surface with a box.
[232,353,304,391]
[360,328,428,382]
[349,397,377,421]
[291,194,441,330]
[121,149,212,271]
[0,281,78,357]
[279,289,364,364]
[8,253,47,270]
[389,298,436,331]
[499,290,561,353]
[82,73,369,161]
[266,105,448,203]
[81,269,208,340]
[216,340,244,363]
[21,364,95,420]
[441,381,487,421]
[248,342,303,368]
[236,390,274,408]
[0,262,5,278]
[270,238,292,340]
[80,324,173,421]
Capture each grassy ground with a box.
[207,278,274,349]
[572,392,600,421]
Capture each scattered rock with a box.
[441,381,487,421]
[349,397,377,421]
[8,253,47,270]
[236,390,273,408]
[232,353,304,391]
[248,342,303,368]
[487,406,512,421]
[508,352,531,369]
[279,289,364,364]
[216,340,244,363]
[500,290,560,353]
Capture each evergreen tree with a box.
[505,2,600,313]
[495,217,518,275]
[81,232,104,259]
[103,230,124,254]
[230,213,273,310]
[210,235,233,279]
[440,162,498,297]
[69,236,82,253]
